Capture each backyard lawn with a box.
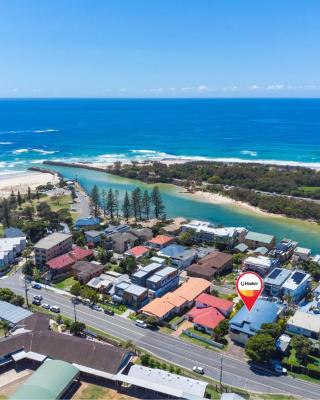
[53,277,76,290]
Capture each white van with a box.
[135,319,147,329]
[50,306,60,313]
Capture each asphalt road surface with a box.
[1,272,319,399]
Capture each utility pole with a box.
[219,355,223,391]
[24,276,29,307]
[73,300,77,322]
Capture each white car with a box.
[135,320,147,329]
[33,294,43,301]
[41,303,50,309]
[91,305,102,312]
[50,306,60,313]
[192,366,204,375]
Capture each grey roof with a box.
[245,231,274,244]
[253,246,269,256]
[127,365,207,398]
[174,249,197,261]
[35,233,72,250]
[221,394,246,400]
[0,301,33,324]
[155,266,176,277]
[234,243,248,252]
[85,230,103,237]
[125,284,147,296]
[141,262,162,273]
[264,268,291,287]
[147,274,162,284]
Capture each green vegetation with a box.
[0,288,24,307]
[108,161,320,221]
[54,276,76,290]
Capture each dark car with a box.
[104,308,114,316]
[32,299,41,306]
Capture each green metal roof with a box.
[245,231,274,244]
[11,360,79,400]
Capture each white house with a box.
[0,237,26,270]
[286,310,320,340]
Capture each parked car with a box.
[41,303,50,310]
[272,361,287,375]
[33,295,43,301]
[91,304,102,312]
[104,308,114,316]
[192,366,204,375]
[135,319,147,329]
[31,282,41,290]
[32,299,41,306]
[50,306,60,313]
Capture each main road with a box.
[1,272,319,399]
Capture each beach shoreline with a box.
[0,170,59,198]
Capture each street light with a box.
[24,276,29,308]
[72,298,77,322]
[219,355,223,391]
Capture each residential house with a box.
[103,232,138,253]
[150,256,166,265]
[157,244,198,269]
[269,239,297,263]
[187,294,233,335]
[286,310,320,340]
[294,247,311,261]
[125,245,149,260]
[0,237,26,270]
[229,299,279,344]
[131,263,163,286]
[252,247,269,256]
[162,217,187,235]
[146,266,179,298]
[181,220,247,248]
[263,268,292,297]
[34,233,73,267]
[113,281,148,308]
[282,270,312,302]
[130,228,153,243]
[243,231,275,250]
[139,277,211,321]
[104,224,129,236]
[86,274,113,292]
[72,261,104,284]
[147,235,175,250]
[234,243,248,254]
[84,230,104,245]
[74,217,101,230]
[46,246,93,280]
[186,251,233,281]
[242,256,279,277]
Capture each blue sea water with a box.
[1,98,320,172]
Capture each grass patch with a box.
[75,384,110,400]
[53,276,76,290]
[159,326,174,334]
[299,186,320,193]
[99,302,126,315]
[288,371,320,385]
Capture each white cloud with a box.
[249,84,261,91]
[181,87,192,92]
[149,88,164,92]
[119,88,127,92]
[266,84,285,91]
[223,86,238,92]
[197,85,208,92]
[12,88,19,93]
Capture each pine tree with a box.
[1,199,11,228]
[107,188,116,220]
[90,184,100,217]
[141,190,151,220]
[122,191,131,221]
[17,191,22,207]
[151,186,164,219]
[101,189,107,217]
[27,186,31,202]
[131,187,142,220]
[114,189,120,220]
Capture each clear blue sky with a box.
[1,0,320,98]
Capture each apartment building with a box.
[34,233,73,267]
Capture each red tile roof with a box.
[195,293,233,314]
[148,235,173,246]
[188,306,225,330]
[126,246,149,258]
[47,246,93,270]
[69,246,93,261]
[47,254,75,270]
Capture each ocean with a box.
[1,98,320,252]
[1,98,320,172]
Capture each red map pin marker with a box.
[236,271,264,312]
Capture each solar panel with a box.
[267,268,282,280]
[292,271,306,285]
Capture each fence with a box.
[182,329,224,349]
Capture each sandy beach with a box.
[183,189,284,218]
[0,171,59,198]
